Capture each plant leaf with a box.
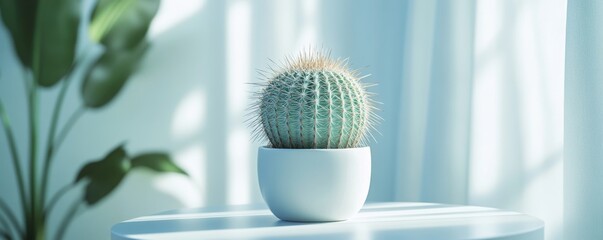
[81,42,149,108]
[32,0,80,87]
[89,0,159,50]
[75,144,130,205]
[131,153,187,175]
[0,0,37,67]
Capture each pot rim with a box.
[259,146,370,152]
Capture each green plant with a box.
[0,0,187,239]
[250,51,380,149]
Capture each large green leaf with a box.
[81,42,148,108]
[131,153,187,175]
[32,0,80,87]
[76,145,186,205]
[89,0,159,50]
[0,0,37,67]
[75,145,130,205]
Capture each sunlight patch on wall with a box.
[226,129,251,205]
[473,0,502,58]
[470,0,507,201]
[226,0,250,116]
[166,88,207,207]
[149,0,205,37]
[226,0,252,205]
[470,57,503,199]
[515,5,546,171]
[171,89,206,139]
[274,1,295,52]
[515,2,565,239]
[295,0,319,52]
[154,144,206,207]
[471,1,565,239]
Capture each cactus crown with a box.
[250,50,379,149]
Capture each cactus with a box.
[250,50,380,149]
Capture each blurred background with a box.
[0,0,567,239]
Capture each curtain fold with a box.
[420,0,475,204]
[0,0,572,239]
[396,1,564,239]
[564,0,603,239]
[395,0,475,205]
[395,0,437,203]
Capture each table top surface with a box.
[111,202,544,240]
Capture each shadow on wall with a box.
[470,0,564,211]
[470,0,564,239]
[144,0,229,207]
[64,1,234,239]
[0,0,564,239]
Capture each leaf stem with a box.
[0,100,28,235]
[54,106,86,152]
[40,72,73,220]
[27,71,40,238]
[40,48,91,220]
[0,198,23,238]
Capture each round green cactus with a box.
[250,51,379,149]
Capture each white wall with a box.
[0,0,565,239]
[470,0,565,239]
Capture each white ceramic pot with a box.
[257,146,371,222]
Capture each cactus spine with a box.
[251,51,379,149]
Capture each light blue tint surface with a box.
[112,202,544,240]
[564,0,603,239]
[0,0,566,239]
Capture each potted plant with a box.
[0,0,187,239]
[250,51,380,222]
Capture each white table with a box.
[111,202,544,240]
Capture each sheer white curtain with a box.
[394,1,564,239]
[395,0,475,204]
[0,0,571,239]
[565,0,603,239]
